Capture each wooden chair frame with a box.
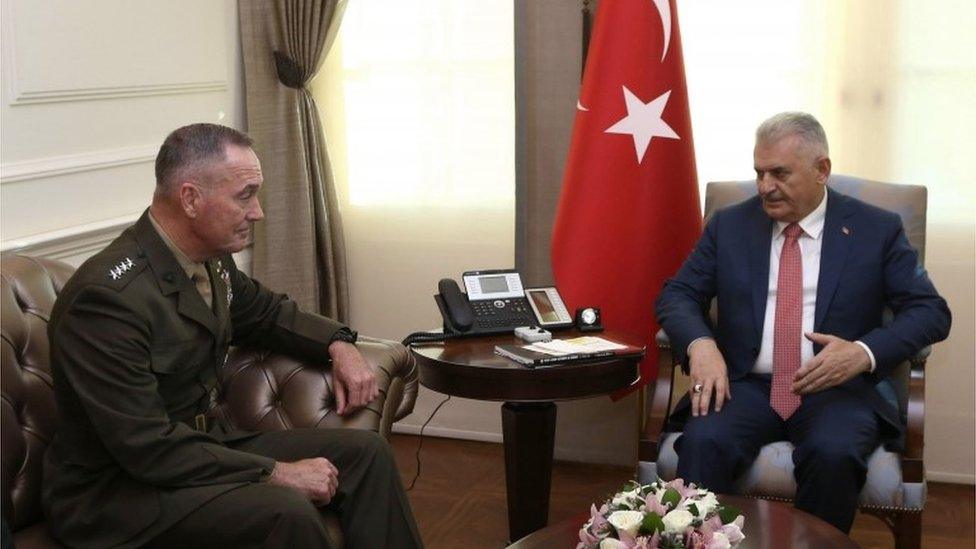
[639,331,927,548]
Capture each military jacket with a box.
[42,211,344,548]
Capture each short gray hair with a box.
[755,112,829,157]
[154,123,253,193]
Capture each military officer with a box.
[42,123,423,548]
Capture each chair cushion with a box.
[639,432,925,510]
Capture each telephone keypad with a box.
[471,298,535,331]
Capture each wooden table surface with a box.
[410,329,644,542]
[506,495,859,548]
[410,329,643,402]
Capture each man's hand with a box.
[792,332,871,394]
[687,338,731,417]
[329,340,379,415]
[268,458,339,506]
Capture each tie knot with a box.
[783,223,803,240]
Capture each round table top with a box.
[410,330,644,402]
[506,495,858,548]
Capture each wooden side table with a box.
[506,495,859,548]
[410,330,643,542]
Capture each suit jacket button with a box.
[164,272,175,283]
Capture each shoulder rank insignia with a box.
[108,257,136,280]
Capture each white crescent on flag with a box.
[652,0,671,62]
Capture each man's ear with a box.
[816,156,832,185]
[178,181,203,218]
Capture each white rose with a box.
[693,492,719,516]
[611,488,641,508]
[599,538,629,549]
[606,510,644,537]
[707,532,731,549]
[661,509,694,533]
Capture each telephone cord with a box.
[406,394,452,491]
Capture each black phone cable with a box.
[406,394,452,491]
[401,331,460,346]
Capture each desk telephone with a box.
[403,269,573,345]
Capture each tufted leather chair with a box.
[639,175,931,549]
[1,254,419,549]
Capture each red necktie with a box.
[771,223,803,420]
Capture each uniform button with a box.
[136,250,146,258]
[164,272,175,283]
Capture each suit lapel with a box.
[815,188,854,330]
[747,200,774,340]
[132,211,220,338]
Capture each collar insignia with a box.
[108,257,136,280]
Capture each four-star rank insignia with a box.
[108,258,136,280]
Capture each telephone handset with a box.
[435,269,573,336]
[436,278,474,333]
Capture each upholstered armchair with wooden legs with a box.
[638,175,932,549]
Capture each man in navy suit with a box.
[655,112,950,532]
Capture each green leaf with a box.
[718,504,741,524]
[639,512,665,535]
[661,488,681,509]
[687,503,699,517]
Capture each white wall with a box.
[2,0,971,483]
[0,0,245,263]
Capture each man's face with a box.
[753,135,830,223]
[191,145,265,257]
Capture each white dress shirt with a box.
[752,191,876,373]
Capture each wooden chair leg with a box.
[893,511,922,549]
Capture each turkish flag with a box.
[551,0,701,397]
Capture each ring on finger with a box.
[692,382,704,394]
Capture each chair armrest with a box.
[902,350,927,483]
[639,329,678,463]
[215,337,419,440]
[358,336,419,438]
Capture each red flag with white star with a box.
[551,0,701,397]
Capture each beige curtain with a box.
[239,0,349,320]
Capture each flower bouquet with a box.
[577,479,745,549]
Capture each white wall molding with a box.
[8,81,228,106]
[929,471,976,485]
[1,213,139,262]
[2,0,228,107]
[0,146,157,184]
[392,423,503,444]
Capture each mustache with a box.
[761,192,785,201]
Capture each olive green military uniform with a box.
[42,211,421,548]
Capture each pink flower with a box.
[590,504,609,532]
[643,493,669,516]
[667,478,699,500]
[685,528,707,548]
[720,517,745,545]
[579,526,601,547]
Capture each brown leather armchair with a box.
[1,254,418,548]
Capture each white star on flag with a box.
[605,86,680,163]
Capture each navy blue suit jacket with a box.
[655,187,951,438]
